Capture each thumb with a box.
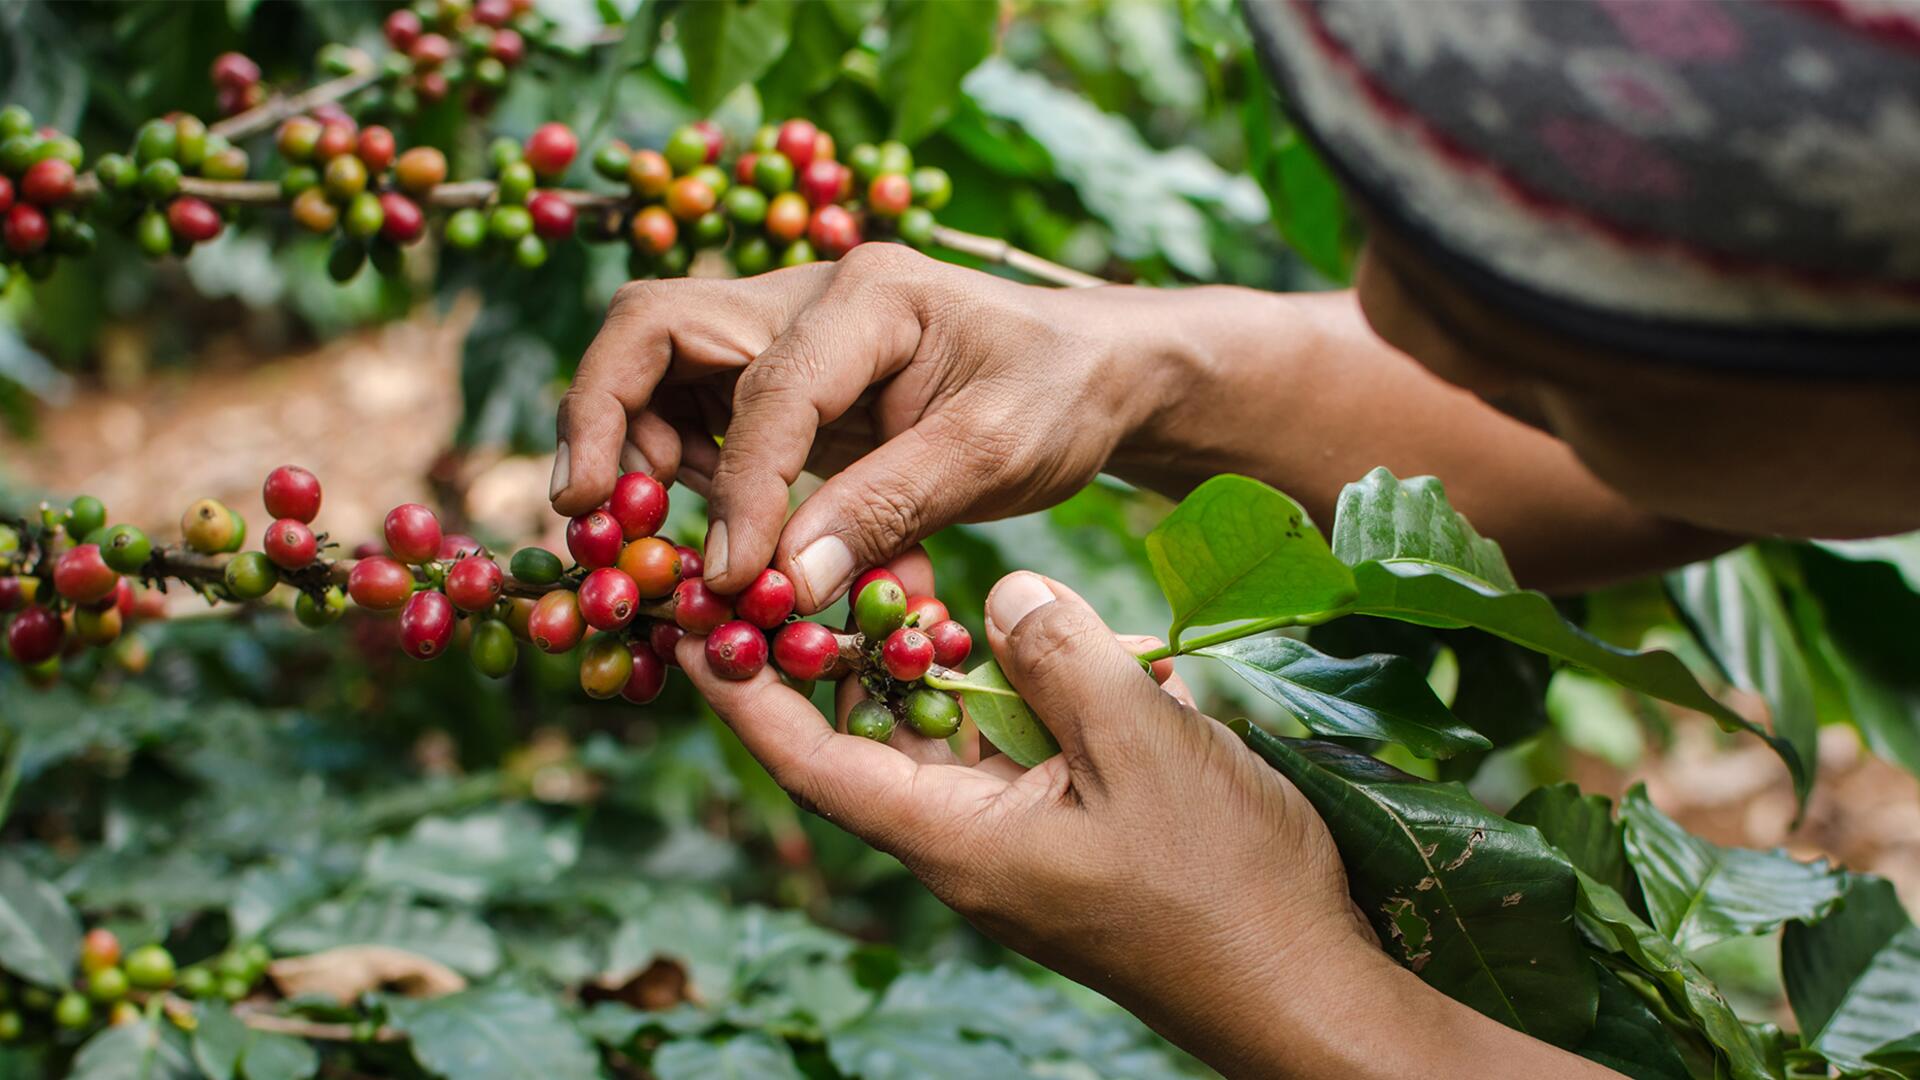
[983,572,1193,794]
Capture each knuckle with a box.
[835,240,911,282]
[608,279,665,318]
[1010,604,1101,684]
[844,477,928,554]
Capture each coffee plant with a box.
[2,1,1917,1078]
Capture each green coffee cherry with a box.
[691,210,728,247]
[490,204,533,242]
[224,551,279,600]
[0,104,32,139]
[218,976,250,1002]
[101,524,152,574]
[174,115,208,170]
[657,242,690,276]
[513,233,548,269]
[324,154,369,201]
[295,586,347,628]
[876,140,913,176]
[690,163,729,198]
[909,167,951,211]
[445,207,488,250]
[779,238,816,268]
[723,186,767,227]
[471,618,517,678]
[732,235,772,276]
[281,165,320,198]
[243,942,272,973]
[509,546,563,584]
[124,944,176,990]
[93,152,138,194]
[177,967,217,999]
[0,135,39,175]
[488,135,523,171]
[849,143,881,184]
[854,578,907,640]
[344,191,386,239]
[37,134,83,169]
[474,56,508,89]
[137,208,173,258]
[327,239,366,283]
[53,991,92,1030]
[139,158,183,200]
[897,207,935,248]
[592,143,632,181]
[201,147,250,181]
[86,966,129,1003]
[904,688,961,739]
[134,119,179,164]
[51,214,97,258]
[848,699,896,742]
[66,495,106,540]
[664,125,708,173]
[497,161,536,204]
[222,507,248,553]
[753,152,794,194]
[0,1009,21,1042]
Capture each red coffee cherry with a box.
[690,119,725,163]
[167,197,223,243]
[578,567,640,631]
[104,577,137,620]
[210,51,260,91]
[608,471,668,539]
[525,122,578,178]
[734,152,759,187]
[808,204,860,259]
[672,577,733,634]
[416,70,450,104]
[348,555,414,610]
[772,620,838,682]
[0,576,23,612]
[868,173,911,217]
[621,639,668,704]
[797,159,849,208]
[384,503,442,563]
[81,928,122,974]
[436,533,482,560]
[313,121,356,163]
[851,567,903,604]
[528,192,575,240]
[529,589,585,653]
[22,159,76,206]
[356,125,397,173]
[264,518,318,570]
[379,192,425,244]
[0,175,12,215]
[737,568,795,629]
[489,27,526,66]
[665,176,716,221]
[925,619,972,668]
[705,620,768,680]
[628,205,677,255]
[54,545,119,604]
[5,203,49,254]
[882,626,934,682]
[7,605,64,664]
[904,595,948,627]
[566,509,623,570]
[474,0,513,25]
[617,537,680,598]
[775,119,818,172]
[649,620,685,667]
[675,545,703,579]
[384,9,423,50]
[399,590,455,659]
[445,556,505,612]
[262,465,322,522]
[410,33,454,69]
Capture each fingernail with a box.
[548,443,571,501]
[705,520,728,581]
[791,535,854,610]
[619,443,652,476]
[987,572,1056,632]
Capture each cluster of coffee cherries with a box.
[0,930,268,1046]
[274,108,445,279]
[0,106,95,286]
[439,122,581,269]
[90,111,252,259]
[368,0,548,116]
[0,495,169,686]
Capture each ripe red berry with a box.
[4,203,49,254]
[529,589,584,653]
[262,465,322,522]
[882,627,934,682]
[737,568,795,629]
[672,577,733,634]
[808,204,861,259]
[775,119,818,172]
[618,537,680,598]
[384,503,442,563]
[734,152,759,187]
[926,619,971,668]
[399,590,455,659]
[314,121,356,162]
[705,620,768,680]
[210,52,261,92]
[436,534,482,560]
[528,192,575,240]
[106,577,137,620]
[851,567,902,604]
[410,33,454,69]
[868,173,911,217]
[168,197,223,243]
[348,555,414,610]
[0,576,23,612]
[490,27,526,66]
[621,640,667,703]
[473,0,513,26]
[445,556,505,612]
[384,9,423,51]
[21,159,75,206]
[675,545,704,579]
[525,122,578,178]
[629,205,677,255]
[798,160,849,208]
[416,70,450,103]
[7,606,64,664]
[566,509,623,570]
[649,620,685,667]
[54,545,119,604]
[905,595,948,628]
[379,192,425,244]
[264,518,318,570]
[772,620,838,681]
[356,126,397,173]
[81,928,122,974]
[578,567,640,631]
[0,175,12,215]
[608,472,668,539]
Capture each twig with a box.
[233,1004,403,1043]
[209,67,385,142]
[930,224,1107,289]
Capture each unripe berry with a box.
[200,146,251,181]
[753,151,795,195]
[578,635,633,699]
[395,146,447,195]
[264,518,318,570]
[621,639,667,703]
[904,687,962,738]
[53,992,91,1030]
[808,204,861,259]
[490,204,533,241]
[295,586,347,628]
[224,551,278,600]
[672,577,733,634]
[854,577,907,641]
[524,122,577,178]
[6,605,63,664]
[384,503,442,563]
[74,605,123,648]
[292,187,340,233]
[876,140,913,175]
[618,537,680,598]
[81,928,122,973]
[343,191,385,240]
[723,185,767,227]
[124,945,176,990]
[3,203,47,254]
[410,32,454,68]
[738,568,796,629]
[774,119,818,172]
[925,619,971,668]
[629,205,676,255]
[649,620,685,667]
[55,545,118,604]
[399,589,455,659]
[86,965,130,1004]
[67,494,107,541]
[566,509,623,569]
[578,567,640,631]
[262,465,322,523]
[868,173,911,217]
[379,192,425,244]
[529,589,584,652]
[385,8,424,50]
[665,176,715,221]
[470,618,517,678]
[210,51,261,91]
[664,125,709,174]
[848,699,895,742]
[278,116,322,162]
[21,158,75,206]
[773,620,838,681]
[627,148,671,198]
[181,498,236,553]
[167,197,223,243]
[510,546,563,585]
[798,159,849,208]
[324,153,368,200]
[528,192,575,239]
[514,232,549,269]
[705,620,768,680]
[444,207,487,249]
[765,191,809,244]
[347,555,413,610]
[445,556,504,611]
[138,159,182,202]
[732,236,773,276]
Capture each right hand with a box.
[549,244,1170,612]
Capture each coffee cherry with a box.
[380,192,425,244]
[292,187,340,233]
[705,620,767,680]
[0,577,22,613]
[7,606,62,663]
[602,471,667,539]
[348,555,413,610]
[921,619,969,668]
[578,567,640,631]
[578,635,633,699]
[385,8,424,49]
[775,119,818,171]
[738,568,796,629]
[354,126,395,174]
[384,503,442,563]
[222,551,277,600]
[86,965,129,1004]
[276,117,321,163]
[664,125,708,174]
[167,197,223,244]
[904,687,962,738]
[732,235,773,276]
[53,991,91,1030]
[854,577,907,640]
[173,114,209,170]
[81,928,121,973]
[765,191,809,244]
[295,586,347,628]
[416,69,451,103]
[180,498,233,553]
[529,589,584,652]
[591,141,632,182]
[200,146,250,180]
[324,153,368,200]
[210,51,260,92]
[525,122,577,178]
[646,621,683,666]
[470,618,517,678]
[629,205,676,255]
[850,567,901,600]
[898,596,946,628]
[73,605,122,647]
[628,149,672,198]
[897,206,935,248]
[445,207,487,249]
[259,465,321,523]
[343,191,385,240]
[722,185,768,228]
[133,118,177,164]
[672,577,733,634]
[490,27,527,66]
[0,104,32,139]
[445,556,504,612]
[566,509,623,569]
[621,639,667,703]
[753,151,795,195]
[808,205,861,259]
[882,626,934,681]
[55,545,118,604]
[410,32,454,68]
[691,119,726,162]
[490,204,533,242]
[509,546,563,585]
[124,944,176,990]
[514,233,549,269]
[690,210,728,247]
[617,537,680,599]
[394,147,447,196]
[848,699,895,742]
[797,159,849,208]
[3,203,47,254]
[399,589,455,659]
[21,158,74,206]
[528,192,575,239]
[848,143,881,184]
[665,176,715,221]
[314,121,356,164]
[67,494,107,539]
[868,173,911,217]
[772,620,838,681]
[876,140,912,176]
[263,518,318,570]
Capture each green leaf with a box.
[654,1033,805,1080]
[827,965,1032,1080]
[1620,786,1845,953]
[756,1,859,119]
[1576,962,1692,1080]
[1331,468,1516,590]
[0,856,80,989]
[1348,559,1808,801]
[363,805,582,905]
[1144,474,1356,646]
[1783,876,1920,1072]
[1445,627,1553,749]
[677,0,797,112]
[268,895,501,977]
[192,1005,318,1080]
[1233,726,1597,1048]
[927,660,1060,767]
[68,1020,198,1080]
[606,894,846,1003]
[1814,533,1920,595]
[1665,548,1819,806]
[389,982,602,1080]
[1240,58,1354,282]
[228,859,332,942]
[880,0,997,143]
[1507,783,1636,903]
[1201,635,1488,757]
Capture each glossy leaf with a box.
[1233,726,1596,1048]
[1332,468,1516,590]
[1507,783,1636,903]
[756,1,859,119]
[0,856,80,989]
[1620,786,1844,953]
[388,982,601,1080]
[1576,962,1691,1080]
[654,1033,805,1080]
[268,894,501,977]
[1201,634,1488,757]
[929,660,1060,767]
[1144,474,1356,646]
[677,0,797,112]
[363,805,582,904]
[880,0,997,144]
[1814,533,1920,595]
[1783,875,1920,1072]
[1446,627,1554,749]
[192,1005,318,1080]
[68,1021,197,1080]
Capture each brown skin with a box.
[553,237,1919,1079]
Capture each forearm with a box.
[1093,286,1735,591]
